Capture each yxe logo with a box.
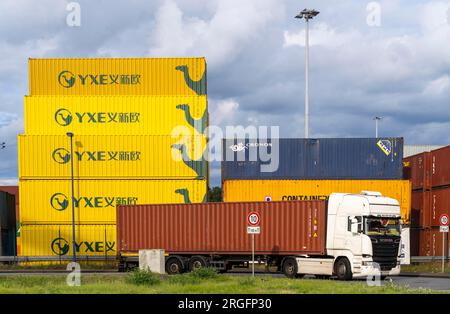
[49,193,138,210]
[54,108,73,126]
[51,148,141,163]
[51,237,70,256]
[51,237,116,256]
[52,148,71,164]
[58,70,76,88]
[377,140,392,156]
[54,108,140,126]
[57,70,141,88]
[50,193,69,211]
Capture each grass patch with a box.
[402,262,450,274]
[0,273,443,294]
[126,269,161,286]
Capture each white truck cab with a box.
[295,191,402,280]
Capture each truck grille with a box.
[371,237,400,271]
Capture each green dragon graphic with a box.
[175,65,207,96]
[176,104,207,134]
[172,143,207,179]
[175,188,207,204]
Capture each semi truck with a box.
[117,191,402,280]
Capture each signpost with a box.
[247,212,261,277]
[440,214,449,273]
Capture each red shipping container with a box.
[410,190,432,228]
[431,146,450,188]
[420,228,449,257]
[117,201,326,256]
[403,152,432,191]
[431,188,450,227]
[0,186,19,222]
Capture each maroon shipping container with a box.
[431,187,450,227]
[410,190,432,228]
[403,152,432,191]
[117,201,326,256]
[419,228,449,257]
[431,146,450,188]
[0,186,18,222]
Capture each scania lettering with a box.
[118,191,402,280]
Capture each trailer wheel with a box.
[166,257,184,275]
[188,256,209,272]
[282,257,298,278]
[334,258,352,281]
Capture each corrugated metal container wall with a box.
[0,191,16,256]
[410,190,433,228]
[29,58,207,96]
[403,145,444,158]
[431,188,450,227]
[223,179,412,224]
[419,228,449,257]
[117,201,326,255]
[19,224,116,257]
[18,135,207,179]
[222,138,403,180]
[24,96,208,135]
[19,179,207,224]
[431,146,450,188]
[0,186,19,222]
[403,152,432,190]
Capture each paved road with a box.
[0,271,449,291]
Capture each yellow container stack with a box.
[19,58,208,259]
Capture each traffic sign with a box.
[440,214,449,227]
[440,226,449,233]
[247,226,261,234]
[247,212,260,226]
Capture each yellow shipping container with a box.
[28,58,206,96]
[223,180,412,224]
[18,135,207,179]
[19,179,207,224]
[24,95,208,135]
[19,224,116,258]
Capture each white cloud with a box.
[423,75,450,95]
[209,98,240,125]
[148,0,282,68]
[0,178,18,186]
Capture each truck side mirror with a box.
[350,217,359,234]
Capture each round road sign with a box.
[440,214,449,227]
[247,212,260,226]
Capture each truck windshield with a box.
[364,217,401,236]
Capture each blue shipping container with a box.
[222,138,403,180]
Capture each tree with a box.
[207,186,222,202]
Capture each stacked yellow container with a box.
[19,58,208,259]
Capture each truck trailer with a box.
[117,191,402,280]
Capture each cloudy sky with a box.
[0,0,449,187]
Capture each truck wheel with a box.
[166,257,184,275]
[282,257,298,278]
[334,258,352,281]
[188,256,209,272]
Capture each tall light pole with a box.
[374,117,383,138]
[296,8,320,139]
[66,132,76,262]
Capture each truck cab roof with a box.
[328,191,401,218]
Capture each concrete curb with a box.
[399,272,450,279]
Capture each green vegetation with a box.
[402,262,450,274]
[0,273,440,294]
[0,261,117,271]
[126,269,162,286]
[207,186,222,202]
